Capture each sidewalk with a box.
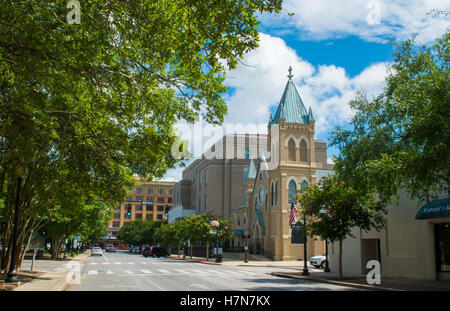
[13,251,90,291]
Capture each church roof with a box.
[270,67,313,125]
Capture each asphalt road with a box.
[63,252,361,291]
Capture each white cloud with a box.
[261,0,450,43]
[223,33,389,135]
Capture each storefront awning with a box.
[415,198,450,219]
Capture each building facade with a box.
[107,178,175,237]
[328,191,450,280]
[240,70,333,260]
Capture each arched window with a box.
[288,139,296,162]
[300,139,308,162]
[301,180,308,193]
[265,194,268,212]
[271,183,274,206]
[288,180,297,204]
[275,182,278,205]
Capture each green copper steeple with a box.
[270,67,312,125]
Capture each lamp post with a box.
[6,167,24,283]
[324,238,330,272]
[211,220,222,263]
[302,214,309,276]
[243,212,248,263]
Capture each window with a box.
[147,188,153,194]
[126,196,132,201]
[300,139,308,162]
[113,221,120,228]
[146,214,153,219]
[158,189,164,194]
[288,180,297,204]
[146,196,153,202]
[135,205,143,211]
[146,205,153,211]
[157,214,163,220]
[114,213,120,219]
[167,197,172,203]
[135,214,142,219]
[157,206,164,212]
[243,148,250,159]
[237,216,241,226]
[271,183,274,205]
[136,188,143,194]
[243,168,248,185]
[157,197,164,203]
[125,204,132,209]
[275,182,278,205]
[116,205,121,210]
[259,187,264,203]
[124,213,131,219]
[301,180,308,193]
[205,169,208,186]
[288,139,296,161]
[168,189,173,195]
[136,196,143,201]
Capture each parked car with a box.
[309,255,327,268]
[106,244,116,252]
[91,247,103,256]
[142,246,168,258]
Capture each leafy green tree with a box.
[299,175,386,279]
[331,31,450,203]
[0,0,282,274]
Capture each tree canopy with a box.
[331,31,449,203]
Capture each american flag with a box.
[289,203,298,226]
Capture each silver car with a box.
[91,247,103,256]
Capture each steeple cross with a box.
[287,66,293,80]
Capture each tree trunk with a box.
[338,239,343,280]
[206,240,209,261]
[18,228,33,270]
[178,244,180,258]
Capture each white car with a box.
[310,255,327,268]
[91,247,103,256]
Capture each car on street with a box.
[143,246,168,258]
[309,254,327,268]
[91,247,103,256]
[106,244,116,252]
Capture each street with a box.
[58,252,360,291]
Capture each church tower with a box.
[244,67,329,261]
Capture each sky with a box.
[162,0,450,182]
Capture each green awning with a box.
[415,198,450,219]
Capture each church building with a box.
[235,67,334,261]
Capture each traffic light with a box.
[127,205,131,217]
[164,212,168,217]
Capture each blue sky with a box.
[163,0,449,181]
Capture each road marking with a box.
[127,262,135,265]
[124,270,132,274]
[102,262,110,265]
[141,269,152,274]
[239,270,259,276]
[106,270,113,275]
[140,261,147,264]
[114,262,122,265]
[90,262,97,265]
[156,269,170,274]
[87,270,98,275]
[222,270,241,275]
[103,254,110,264]
[173,269,190,274]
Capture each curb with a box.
[270,272,404,291]
[14,271,73,291]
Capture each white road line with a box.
[222,270,241,275]
[106,270,113,275]
[140,262,148,265]
[141,269,152,274]
[124,270,133,274]
[102,262,110,265]
[103,254,110,264]
[127,262,135,265]
[114,262,122,265]
[87,270,98,275]
[90,262,98,265]
[156,269,170,274]
[173,269,190,274]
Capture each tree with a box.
[299,175,386,279]
[331,31,450,203]
[0,0,282,273]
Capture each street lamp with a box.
[243,212,248,263]
[210,220,222,263]
[302,213,309,276]
[6,167,24,283]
